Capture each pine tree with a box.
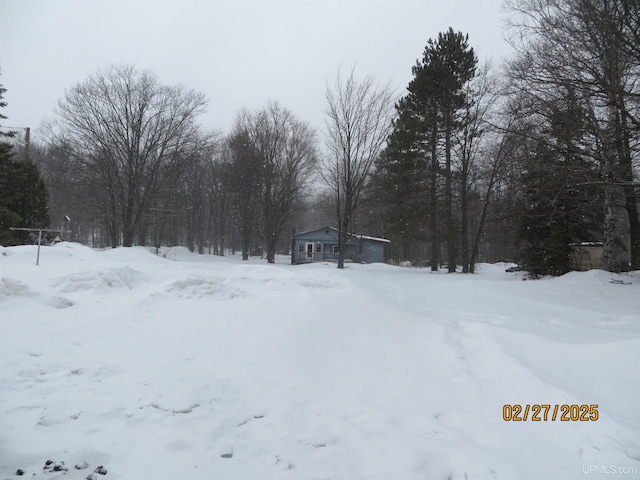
[518,89,603,276]
[0,78,50,246]
[0,78,19,245]
[374,103,432,264]
[375,29,477,270]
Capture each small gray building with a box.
[570,242,604,271]
[291,227,390,264]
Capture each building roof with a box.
[357,234,391,244]
[292,226,390,243]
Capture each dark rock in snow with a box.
[43,460,67,473]
[94,466,107,475]
[15,469,24,476]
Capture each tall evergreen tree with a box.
[0,77,15,162]
[0,78,50,245]
[0,78,19,244]
[517,89,603,275]
[376,29,477,270]
[429,30,477,272]
[373,105,432,263]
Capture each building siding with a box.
[291,227,388,264]
[361,240,384,263]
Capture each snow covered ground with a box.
[1,242,639,480]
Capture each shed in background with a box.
[570,242,603,271]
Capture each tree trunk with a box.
[337,225,347,269]
[337,208,346,269]
[622,182,640,270]
[266,232,276,263]
[122,222,134,247]
[242,235,250,261]
[445,114,456,273]
[469,140,505,274]
[218,200,226,256]
[429,124,439,271]
[241,205,253,260]
[602,169,616,272]
[616,101,640,270]
[108,217,118,249]
[461,164,469,273]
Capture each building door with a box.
[306,242,314,260]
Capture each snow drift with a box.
[1,243,639,480]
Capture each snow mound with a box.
[165,274,245,300]
[0,277,34,301]
[57,267,148,293]
[159,246,197,261]
[1,277,74,309]
[224,264,295,285]
[51,241,97,256]
[98,246,168,265]
[0,243,98,273]
[293,272,352,289]
[1,244,639,480]
[556,269,623,284]
[474,262,518,274]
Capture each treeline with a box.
[32,67,319,263]
[375,0,639,274]
[0,80,49,246]
[2,0,639,274]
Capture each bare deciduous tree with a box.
[227,128,262,260]
[236,101,317,263]
[456,62,500,273]
[505,0,640,270]
[323,68,396,268]
[51,65,208,247]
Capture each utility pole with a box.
[24,126,30,161]
[1,125,30,160]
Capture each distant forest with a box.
[1,0,638,275]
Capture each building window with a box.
[315,242,322,253]
[298,243,304,253]
[330,245,339,254]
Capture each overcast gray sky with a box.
[1,0,511,138]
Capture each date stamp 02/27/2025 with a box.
[502,404,599,421]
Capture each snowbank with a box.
[1,245,639,480]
